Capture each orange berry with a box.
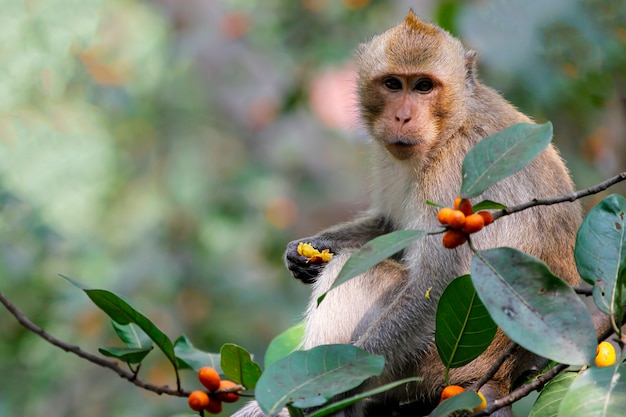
[205,399,223,414]
[458,198,473,216]
[438,207,454,225]
[440,385,465,403]
[442,229,468,249]
[473,391,487,411]
[215,380,241,403]
[477,210,494,226]
[454,196,462,210]
[462,213,485,234]
[198,366,221,391]
[447,210,466,229]
[188,390,210,412]
[595,341,617,367]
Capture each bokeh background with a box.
[0,0,624,416]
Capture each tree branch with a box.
[493,171,626,221]
[0,291,191,398]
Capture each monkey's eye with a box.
[414,79,434,93]
[383,77,403,91]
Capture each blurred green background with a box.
[0,0,624,416]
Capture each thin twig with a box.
[572,286,593,296]
[0,291,191,398]
[493,171,626,221]
[469,342,519,392]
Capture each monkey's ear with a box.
[464,50,478,89]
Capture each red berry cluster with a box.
[187,366,241,415]
[438,197,493,249]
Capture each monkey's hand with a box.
[284,238,333,284]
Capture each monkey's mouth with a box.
[384,138,421,160]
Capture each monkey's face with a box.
[362,73,444,161]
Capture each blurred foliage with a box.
[0,0,624,416]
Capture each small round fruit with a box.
[462,213,485,234]
[477,210,494,226]
[205,399,223,414]
[439,385,465,403]
[454,196,462,210]
[215,380,241,403]
[473,391,487,412]
[442,230,468,249]
[188,390,210,412]
[595,341,617,367]
[447,210,466,229]
[438,207,454,225]
[198,366,221,391]
[458,198,473,216]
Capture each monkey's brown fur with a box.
[234,11,582,417]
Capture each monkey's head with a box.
[356,10,477,162]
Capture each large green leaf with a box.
[528,371,577,417]
[435,275,497,369]
[173,335,221,373]
[255,344,384,415]
[318,230,426,304]
[575,194,626,314]
[470,248,596,365]
[558,363,626,417]
[461,122,553,198]
[306,377,422,417]
[264,322,304,368]
[220,343,263,389]
[62,275,179,374]
[429,391,483,417]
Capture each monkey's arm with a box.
[285,214,393,284]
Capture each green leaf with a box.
[470,248,597,365]
[472,200,507,211]
[255,344,384,415]
[62,275,179,374]
[575,194,626,314]
[264,323,304,368]
[173,335,221,373]
[435,275,497,369]
[318,230,426,305]
[306,377,422,417]
[220,343,263,389]
[461,122,553,199]
[426,200,443,208]
[558,363,626,417]
[98,346,153,364]
[111,321,152,350]
[429,391,483,417]
[528,371,577,417]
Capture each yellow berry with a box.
[188,390,210,412]
[442,229,468,249]
[448,210,466,229]
[439,385,465,403]
[438,207,454,225]
[198,366,221,391]
[473,391,487,412]
[462,213,485,234]
[595,341,617,367]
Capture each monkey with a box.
[233,11,583,417]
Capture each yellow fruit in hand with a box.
[595,341,616,367]
[473,391,487,412]
[297,242,333,263]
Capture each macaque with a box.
[234,11,582,417]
